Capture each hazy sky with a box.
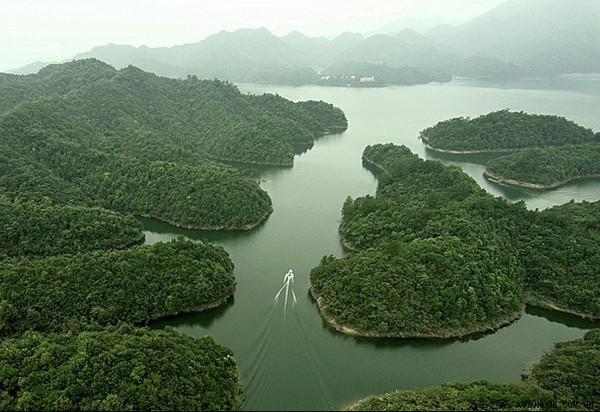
[1,0,507,72]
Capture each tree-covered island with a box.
[0,59,348,230]
[346,329,600,411]
[420,109,596,153]
[419,109,600,189]
[310,144,600,339]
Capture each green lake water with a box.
[148,76,600,411]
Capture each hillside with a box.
[74,28,321,84]
[0,59,347,230]
[66,27,521,83]
[420,110,597,152]
[0,325,242,410]
[310,143,600,339]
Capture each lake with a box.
[148,75,600,411]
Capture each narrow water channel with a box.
[149,77,600,410]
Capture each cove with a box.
[149,76,600,411]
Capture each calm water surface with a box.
[149,76,600,411]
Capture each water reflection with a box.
[138,216,267,245]
[526,305,600,330]
[151,297,234,329]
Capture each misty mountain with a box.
[6,61,51,75]
[15,1,600,85]
[331,32,446,68]
[74,28,321,84]
[427,0,600,74]
[280,31,334,68]
[330,32,365,54]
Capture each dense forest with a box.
[0,324,241,411]
[0,198,144,259]
[520,200,600,317]
[348,329,600,411]
[484,143,600,188]
[420,110,597,152]
[0,59,347,230]
[310,143,600,338]
[0,238,235,337]
[420,109,600,189]
[311,144,527,338]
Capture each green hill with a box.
[0,59,347,229]
[310,143,600,339]
[0,324,241,411]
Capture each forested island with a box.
[0,59,347,230]
[420,110,596,153]
[347,329,599,411]
[420,110,600,189]
[310,143,600,339]
[311,144,527,338]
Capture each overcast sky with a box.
[1,0,507,72]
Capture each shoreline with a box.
[526,295,600,321]
[134,206,273,232]
[309,287,524,340]
[483,170,600,189]
[418,133,572,155]
[419,134,522,154]
[360,155,387,173]
[197,126,348,167]
[199,149,293,167]
[144,289,235,325]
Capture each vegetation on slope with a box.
[0,199,143,259]
[0,238,235,337]
[0,59,116,114]
[348,381,553,411]
[485,143,600,188]
[527,328,600,403]
[311,143,600,339]
[420,110,596,152]
[519,200,600,317]
[0,60,346,229]
[311,144,527,338]
[420,109,600,189]
[0,324,241,411]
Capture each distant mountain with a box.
[280,31,333,68]
[74,28,320,84]
[330,32,365,54]
[12,2,600,85]
[6,61,52,75]
[331,32,446,68]
[426,0,600,74]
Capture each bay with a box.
[149,76,600,410]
